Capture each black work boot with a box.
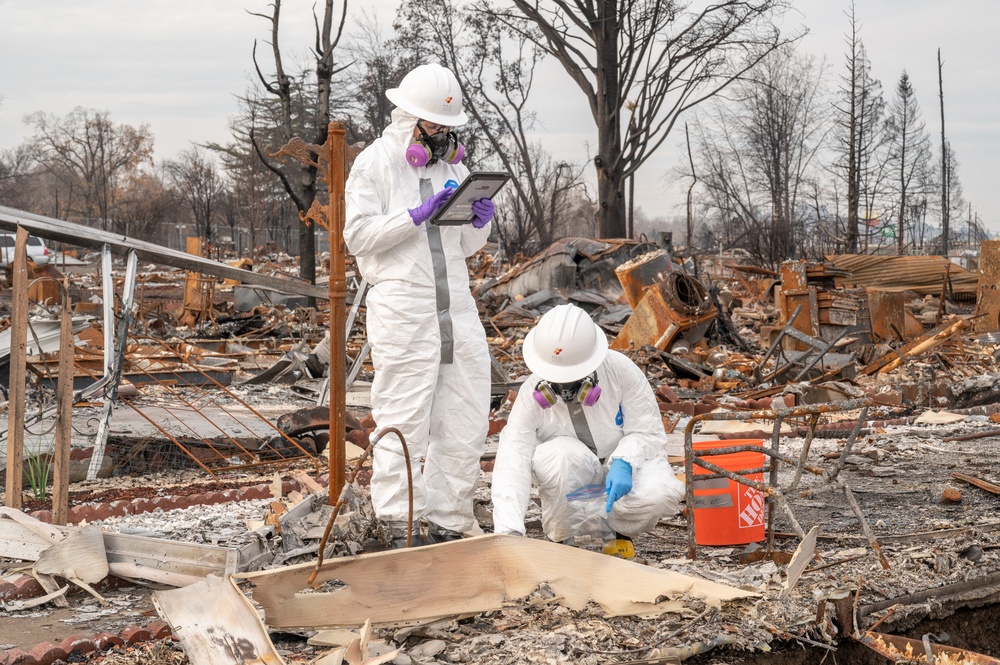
[391,533,424,549]
[385,521,424,549]
[425,522,464,545]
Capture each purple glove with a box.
[471,198,495,228]
[408,187,455,226]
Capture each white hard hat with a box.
[385,63,469,127]
[522,304,609,383]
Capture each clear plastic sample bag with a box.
[563,483,615,549]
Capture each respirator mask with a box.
[533,373,602,409]
[405,121,465,167]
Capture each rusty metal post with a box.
[4,228,29,509]
[269,122,348,502]
[327,123,348,502]
[52,277,73,525]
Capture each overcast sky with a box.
[1,1,996,234]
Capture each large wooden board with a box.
[153,575,284,665]
[240,534,755,630]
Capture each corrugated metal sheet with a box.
[824,254,978,295]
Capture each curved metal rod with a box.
[307,426,414,587]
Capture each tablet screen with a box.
[430,172,511,225]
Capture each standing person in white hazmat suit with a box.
[344,63,495,547]
[491,304,685,557]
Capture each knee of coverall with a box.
[532,436,604,493]
[607,455,685,538]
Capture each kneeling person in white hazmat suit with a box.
[491,304,685,556]
[345,63,494,548]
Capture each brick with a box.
[346,428,369,448]
[236,485,267,500]
[29,510,52,523]
[147,620,174,639]
[1,648,33,665]
[59,635,97,656]
[203,491,229,505]
[771,394,795,409]
[354,468,372,487]
[480,460,495,473]
[93,632,125,651]
[67,506,88,524]
[106,501,128,517]
[28,642,67,665]
[120,626,152,645]
[128,498,153,514]
[872,390,903,406]
[360,413,377,430]
[656,384,679,402]
[487,417,507,437]
[660,401,695,416]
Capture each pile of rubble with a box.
[3,232,1000,663]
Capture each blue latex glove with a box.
[408,187,455,226]
[471,198,495,228]
[605,459,633,513]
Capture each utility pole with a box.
[938,48,949,255]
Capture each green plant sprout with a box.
[24,454,52,502]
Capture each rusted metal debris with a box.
[611,268,717,353]
[614,249,677,310]
[859,630,1000,664]
[975,239,1000,333]
[952,471,1000,496]
[826,253,979,298]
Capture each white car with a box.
[0,233,50,267]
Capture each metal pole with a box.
[52,277,74,525]
[327,122,347,502]
[268,121,349,501]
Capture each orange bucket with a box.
[691,439,766,546]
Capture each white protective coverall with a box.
[492,350,684,542]
[344,108,491,534]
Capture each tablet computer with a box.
[430,171,511,225]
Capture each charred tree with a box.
[482,0,798,238]
[249,0,347,286]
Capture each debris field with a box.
[2,222,1000,664]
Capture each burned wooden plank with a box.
[0,508,64,561]
[780,526,819,600]
[859,317,972,376]
[241,534,755,630]
[5,228,29,509]
[153,575,285,665]
[867,289,908,342]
